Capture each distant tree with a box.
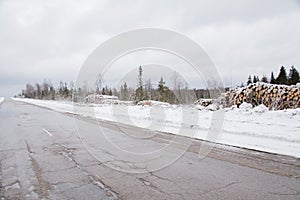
[247,75,252,85]
[270,72,276,84]
[25,83,34,98]
[96,87,100,95]
[112,88,118,97]
[81,80,88,95]
[35,83,42,99]
[120,82,129,100]
[123,82,128,100]
[288,66,300,85]
[135,66,144,102]
[59,81,64,96]
[171,72,183,103]
[158,77,165,93]
[101,87,106,95]
[63,82,69,97]
[256,76,260,82]
[156,77,171,102]
[104,86,110,95]
[261,75,268,83]
[276,66,288,85]
[96,74,103,91]
[144,79,152,100]
[253,76,258,83]
[49,85,55,100]
[58,81,69,98]
[69,81,74,92]
[42,80,49,99]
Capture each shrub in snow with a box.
[0,97,4,104]
[253,104,268,113]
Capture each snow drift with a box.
[0,97,4,104]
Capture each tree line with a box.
[109,66,212,104]
[246,66,300,86]
[19,66,214,104]
[21,65,298,104]
[21,80,74,100]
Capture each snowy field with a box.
[12,98,300,158]
[0,97,4,104]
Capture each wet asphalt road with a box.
[0,99,299,199]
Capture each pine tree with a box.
[247,75,252,85]
[276,66,288,85]
[270,72,275,84]
[288,66,300,85]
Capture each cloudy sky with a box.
[1,0,300,97]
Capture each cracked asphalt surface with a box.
[0,99,299,199]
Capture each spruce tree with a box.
[247,75,252,85]
[135,66,144,101]
[256,76,260,82]
[270,72,275,84]
[288,66,300,85]
[253,76,258,83]
[276,66,288,85]
[120,82,128,100]
[157,77,170,102]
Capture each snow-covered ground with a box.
[12,98,300,158]
[0,97,5,104]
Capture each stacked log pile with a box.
[225,82,300,110]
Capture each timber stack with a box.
[225,82,300,110]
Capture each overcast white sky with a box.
[1,0,300,97]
